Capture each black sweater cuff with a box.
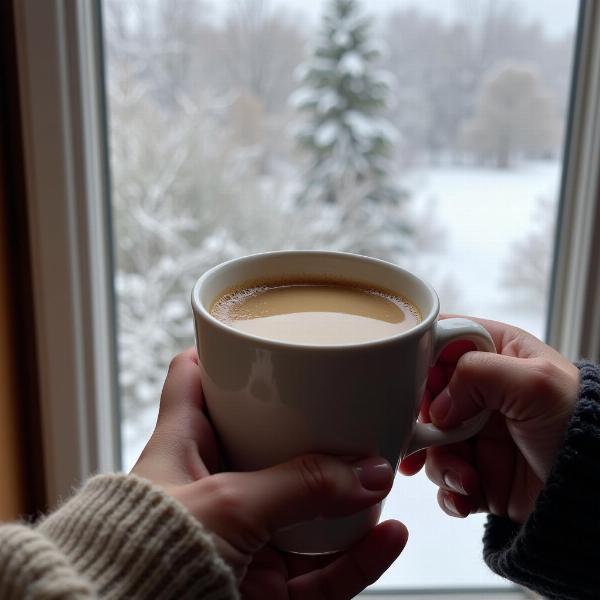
[482,361,600,600]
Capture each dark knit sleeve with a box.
[482,361,600,600]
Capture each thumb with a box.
[189,454,393,550]
[429,353,571,427]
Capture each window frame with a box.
[13,0,120,507]
[11,2,596,591]
[547,0,600,362]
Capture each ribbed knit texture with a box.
[0,474,238,599]
[483,361,600,599]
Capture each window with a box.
[13,0,600,596]
[101,0,579,593]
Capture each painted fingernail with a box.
[353,458,393,491]
[430,388,452,424]
[443,470,467,495]
[441,492,462,517]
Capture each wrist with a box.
[483,362,600,598]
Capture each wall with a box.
[0,162,26,520]
[0,0,32,520]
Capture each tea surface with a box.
[211,281,421,344]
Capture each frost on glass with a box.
[102,0,576,588]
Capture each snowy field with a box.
[405,160,560,339]
[121,160,562,590]
[369,159,561,591]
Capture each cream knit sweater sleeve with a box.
[0,474,238,599]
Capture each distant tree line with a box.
[380,1,571,167]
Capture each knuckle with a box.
[501,357,563,419]
[201,475,245,520]
[454,351,482,380]
[526,357,559,395]
[198,475,266,553]
[294,454,338,501]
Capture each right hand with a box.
[400,317,580,524]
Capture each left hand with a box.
[132,348,408,598]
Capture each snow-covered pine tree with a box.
[291,0,400,206]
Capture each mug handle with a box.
[403,318,496,457]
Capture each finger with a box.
[158,348,205,423]
[423,415,516,516]
[437,489,475,519]
[158,347,203,423]
[288,520,408,600]
[426,363,451,397]
[398,450,426,475]
[436,339,476,364]
[428,353,573,428]
[190,455,394,552]
[240,546,288,598]
[284,551,340,579]
[153,348,218,474]
[424,446,480,498]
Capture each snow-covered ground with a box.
[370,160,561,591]
[406,160,560,338]
[121,160,562,590]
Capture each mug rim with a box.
[191,250,440,351]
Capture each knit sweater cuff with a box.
[0,523,94,599]
[38,474,237,600]
[483,361,600,600]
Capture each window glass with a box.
[102,0,578,590]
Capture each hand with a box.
[400,317,580,524]
[132,348,408,598]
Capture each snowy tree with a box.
[502,196,555,311]
[109,74,237,418]
[104,0,302,452]
[292,0,401,207]
[461,63,561,168]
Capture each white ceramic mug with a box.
[191,251,495,554]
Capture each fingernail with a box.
[430,388,452,425]
[353,458,393,491]
[441,492,462,517]
[443,470,466,495]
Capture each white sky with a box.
[266,0,579,38]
